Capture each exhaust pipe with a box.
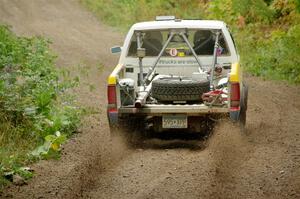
[135,99,143,108]
[134,82,153,108]
[134,75,168,108]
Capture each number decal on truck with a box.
[169,48,178,57]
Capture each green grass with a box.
[80,0,206,31]
[81,0,300,84]
[0,25,81,189]
[238,25,300,83]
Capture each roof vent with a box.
[155,16,176,21]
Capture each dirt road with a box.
[0,0,300,198]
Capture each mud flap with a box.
[230,110,240,122]
[107,110,118,126]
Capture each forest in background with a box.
[81,0,300,83]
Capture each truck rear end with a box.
[107,18,247,133]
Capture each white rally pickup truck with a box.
[107,16,248,134]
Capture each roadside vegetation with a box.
[0,25,81,188]
[81,0,300,83]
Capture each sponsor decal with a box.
[169,48,178,57]
[158,60,198,65]
[217,47,224,56]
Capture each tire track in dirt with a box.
[0,0,127,198]
[1,1,300,199]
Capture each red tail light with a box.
[107,85,117,105]
[230,83,240,108]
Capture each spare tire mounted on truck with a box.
[152,77,210,101]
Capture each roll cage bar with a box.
[135,29,221,90]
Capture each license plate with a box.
[162,115,187,129]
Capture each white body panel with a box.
[116,20,238,86]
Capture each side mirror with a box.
[111,46,122,54]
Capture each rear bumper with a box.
[118,104,229,116]
[108,104,241,127]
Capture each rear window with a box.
[127,29,230,57]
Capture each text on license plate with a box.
[162,115,187,129]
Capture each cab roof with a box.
[131,20,227,31]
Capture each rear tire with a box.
[239,83,248,131]
[110,116,145,147]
